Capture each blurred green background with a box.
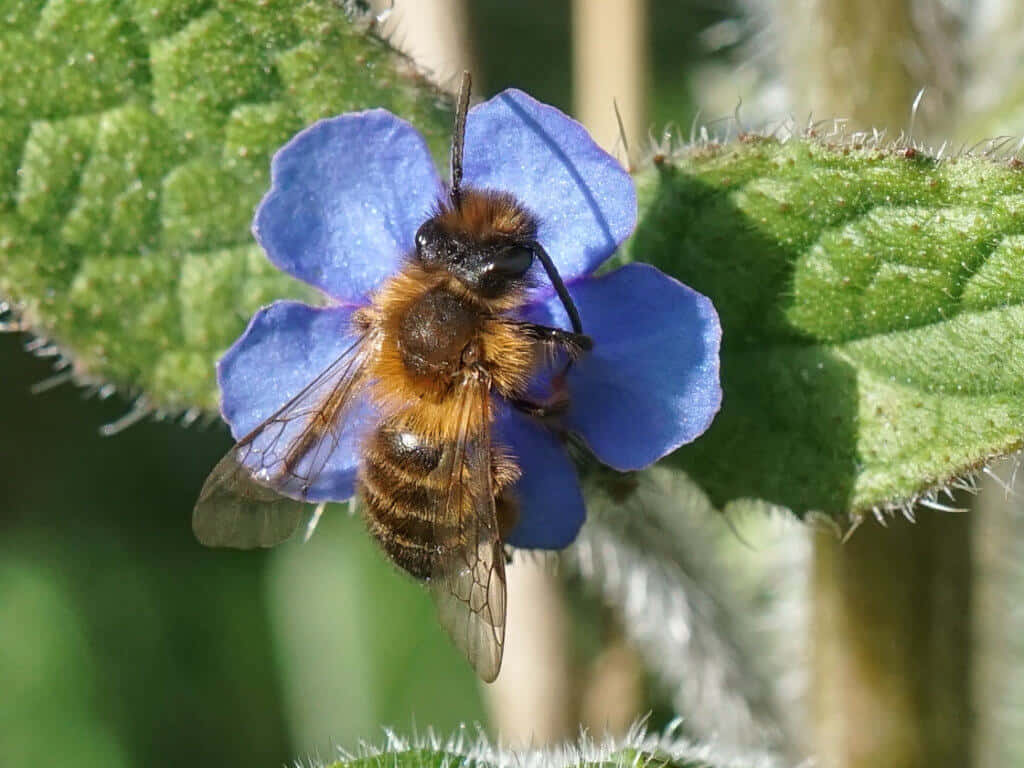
[0,328,491,765]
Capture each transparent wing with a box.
[193,330,374,549]
[429,377,507,682]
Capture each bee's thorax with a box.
[396,286,483,378]
[364,263,538,432]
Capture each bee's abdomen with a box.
[359,426,459,580]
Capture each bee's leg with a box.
[495,488,519,540]
[351,305,379,332]
[509,395,568,420]
[491,449,521,493]
[512,322,593,359]
[495,490,518,562]
[504,323,582,422]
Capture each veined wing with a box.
[193,329,375,549]
[429,376,507,682]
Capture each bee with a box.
[192,73,591,682]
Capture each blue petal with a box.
[495,406,586,549]
[524,263,722,471]
[218,301,375,501]
[462,89,636,284]
[254,110,443,303]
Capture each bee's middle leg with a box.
[503,321,593,421]
[512,321,592,358]
[509,395,568,420]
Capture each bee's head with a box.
[426,71,583,336]
[414,190,537,300]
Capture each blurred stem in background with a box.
[962,0,1024,138]
[775,3,973,764]
[810,517,972,768]
[572,0,648,169]
[373,0,477,88]
[777,0,959,135]
[567,0,650,739]
[974,460,1024,768]
[388,0,581,744]
[486,556,575,746]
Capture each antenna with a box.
[532,243,583,335]
[450,71,472,208]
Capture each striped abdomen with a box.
[359,421,521,580]
[359,424,461,580]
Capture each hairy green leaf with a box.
[631,138,1024,518]
[0,0,449,412]
[315,725,784,768]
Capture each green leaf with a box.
[630,139,1024,518]
[316,725,784,768]
[0,0,449,412]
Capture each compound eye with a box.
[492,245,534,277]
[415,227,428,252]
[414,223,433,259]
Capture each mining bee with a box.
[193,74,591,682]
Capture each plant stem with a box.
[777,0,959,138]
[374,0,477,88]
[485,558,575,746]
[810,513,973,767]
[571,0,648,168]
[972,459,1024,767]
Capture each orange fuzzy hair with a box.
[434,188,537,242]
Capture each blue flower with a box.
[217,89,722,550]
